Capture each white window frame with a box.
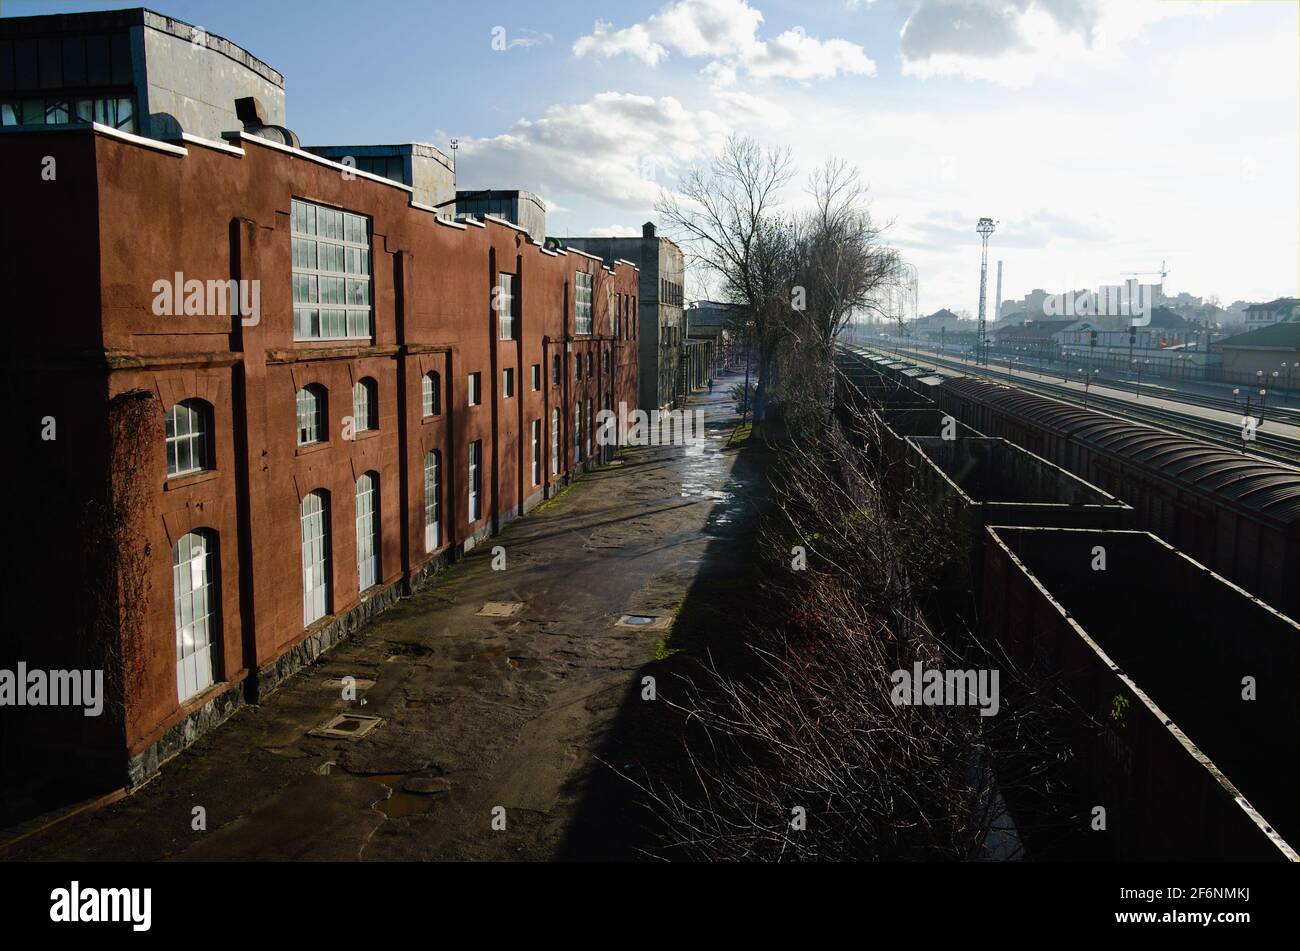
[297,385,327,446]
[422,371,441,417]
[468,372,482,406]
[531,418,541,486]
[424,450,441,552]
[551,409,560,475]
[498,272,516,340]
[173,529,219,702]
[468,440,482,522]
[502,367,514,398]
[355,472,379,591]
[291,198,373,342]
[166,399,211,477]
[353,378,377,433]
[575,271,593,335]
[301,490,331,625]
[531,364,541,391]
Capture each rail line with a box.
[855,345,1300,465]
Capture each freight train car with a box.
[934,376,1300,620]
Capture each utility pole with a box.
[976,218,997,365]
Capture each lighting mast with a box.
[976,218,997,365]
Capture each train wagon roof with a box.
[941,377,1300,523]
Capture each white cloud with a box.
[454,92,729,212]
[573,0,876,83]
[898,0,1212,87]
[584,225,644,238]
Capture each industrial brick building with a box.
[1,107,639,798]
[564,223,686,410]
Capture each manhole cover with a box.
[310,714,383,739]
[477,601,524,617]
[616,614,672,630]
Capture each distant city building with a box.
[1215,321,1300,386]
[0,7,285,141]
[1244,297,1300,331]
[564,222,686,410]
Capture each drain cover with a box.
[616,613,672,630]
[311,714,383,739]
[477,601,524,617]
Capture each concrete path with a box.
[5,371,760,862]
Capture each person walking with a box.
[708,377,714,394]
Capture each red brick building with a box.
[2,123,639,796]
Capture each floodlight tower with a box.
[976,218,997,365]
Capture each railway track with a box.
[857,345,1300,465]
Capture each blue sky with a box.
[7,0,1298,313]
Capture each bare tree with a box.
[657,136,795,422]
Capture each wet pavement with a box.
[5,370,759,862]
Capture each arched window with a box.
[424,450,441,552]
[296,384,327,446]
[301,490,331,625]
[353,378,378,433]
[173,529,219,701]
[422,371,441,417]
[166,399,212,477]
[355,472,379,590]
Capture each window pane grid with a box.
[291,198,372,342]
[424,451,441,552]
[166,400,209,477]
[575,271,593,335]
[173,530,218,702]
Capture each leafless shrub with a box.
[634,395,1074,860]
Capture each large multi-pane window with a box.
[1,95,135,131]
[165,399,211,477]
[422,371,441,417]
[468,440,482,522]
[173,529,219,702]
[575,271,593,335]
[291,198,372,341]
[355,472,379,591]
[498,272,516,340]
[552,354,561,386]
[424,450,441,552]
[353,378,377,433]
[301,490,331,625]
[296,384,327,446]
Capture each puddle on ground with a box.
[321,765,447,818]
[457,645,506,663]
[384,642,434,661]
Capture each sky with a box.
[7,0,1299,314]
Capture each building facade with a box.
[304,142,456,210]
[0,7,285,140]
[2,121,639,794]
[563,223,685,410]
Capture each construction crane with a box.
[1124,260,1169,282]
